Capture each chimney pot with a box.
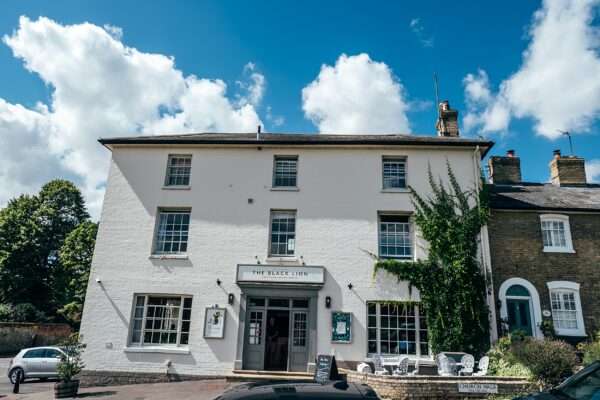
[553,149,561,158]
[507,149,515,157]
[436,100,459,137]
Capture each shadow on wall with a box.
[205,307,238,363]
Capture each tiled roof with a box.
[99,132,493,156]
[488,182,600,212]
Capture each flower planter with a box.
[54,379,80,398]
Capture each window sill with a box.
[265,257,299,264]
[270,187,300,192]
[124,346,190,355]
[543,248,575,254]
[162,186,191,190]
[381,188,409,193]
[149,254,189,260]
[553,330,587,337]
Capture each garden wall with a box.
[344,369,532,400]
[0,322,72,355]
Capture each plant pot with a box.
[54,379,80,398]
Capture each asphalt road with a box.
[0,358,56,398]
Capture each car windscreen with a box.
[557,367,600,400]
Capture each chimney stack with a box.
[549,149,587,186]
[436,100,459,137]
[488,150,522,184]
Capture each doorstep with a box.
[227,370,314,382]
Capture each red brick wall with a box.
[488,210,600,338]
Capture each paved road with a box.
[0,358,56,398]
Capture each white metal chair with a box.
[473,356,489,376]
[373,354,390,376]
[436,354,457,376]
[392,356,409,376]
[458,354,475,376]
[357,362,372,374]
[409,359,420,376]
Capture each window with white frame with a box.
[165,155,192,186]
[367,302,429,357]
[382,157,407,189]
[273,156,298,187]
[154,209,190,254]
[547,281,586,336]
[379,214,412,259]
[540,214,574,253]
[269,210,296,256]
[130,295,192,346]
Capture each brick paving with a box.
[3,379,232,400]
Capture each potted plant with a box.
[54,333,86,398]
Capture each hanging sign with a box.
[331,312,352,343]
[237,265,324,284]
[314,354,340,383]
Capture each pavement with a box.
[0,358,232,399]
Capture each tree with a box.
[0,180,90,317]
[374,163,490,356]
[54,221,98,325]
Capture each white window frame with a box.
[366,302,430,359]
[164,154,192,187]
[272,155,299,188]
[540,214,574,253]
[268,209,297,257]
[152,208,191,255]
[547,281,586,337]
[382,156,408,190]
[129,294,193,348]
[377,213,414,260]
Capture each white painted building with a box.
[80,126,493,376]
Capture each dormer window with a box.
[540,214,574,253]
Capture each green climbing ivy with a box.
[374,162,490,356]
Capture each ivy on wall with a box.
[374,163,490,356]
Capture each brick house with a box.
[487,150,600,342]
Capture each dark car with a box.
[213,380,380,400]
[515,361,600,400]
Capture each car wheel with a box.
[9,367,25,384]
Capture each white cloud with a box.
[409,18,434,48]
[463,0,600,139]
[235,62,265,107]
[302,53,410,134]
[265,106,285,128]
[586,159,600,183]
[1,16,263,218]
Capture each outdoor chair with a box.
[392,356,409,376]
[373,354,390,376]
[473,356,489,376]
[436,354,457,376]
[458,354,475,376]
[357,362,372,374]
[409,359,420,376]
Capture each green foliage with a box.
[374,162,490,356]
[0,303,47,323]
[0,180,91,321]
[578,331,600,366]
[57,333,86,382]
[539,319,556,339]
[54,221,98,325]
[0,303,12,321]
[489,336,576,389]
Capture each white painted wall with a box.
[80,144,483,376]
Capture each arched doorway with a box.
[498,278,542,338]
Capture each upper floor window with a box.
[269,210,296,257]
[273,156,298,188]
[379,214,412,260]
[540,214,574,253]
[130,295,192,347]
[547,281,585,337]
[165,155,192,186]
[154,209,190,255]
[382,156,407,189]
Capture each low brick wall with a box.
[344,369,532,400]
[0,322,72,355]
[79,370,226,387]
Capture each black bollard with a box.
[12,370,21,394]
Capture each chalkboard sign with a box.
[314,354,340,383]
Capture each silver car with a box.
[7,346,65,384]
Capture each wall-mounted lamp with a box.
[228,293,235,305]
[347,283,354,290]
[325,296,332,309]
[216,278,222,286]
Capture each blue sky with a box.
[1,0,599,217]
